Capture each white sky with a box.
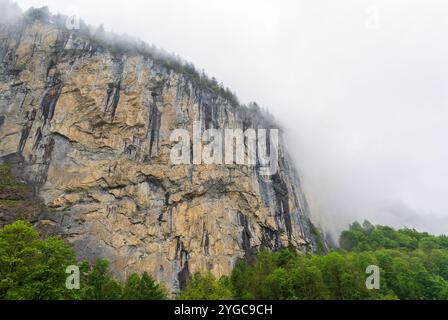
[10,0,448,236]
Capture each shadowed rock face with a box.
[0,15,320,293]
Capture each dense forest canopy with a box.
[1,219,448,300]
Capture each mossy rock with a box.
[0,164,43,226]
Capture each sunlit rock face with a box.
[0,15,320,293]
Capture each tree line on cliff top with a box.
[15,6,240,107]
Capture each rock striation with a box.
[0,9,321,293]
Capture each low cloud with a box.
[6,0,448,237]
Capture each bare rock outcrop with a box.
[0,10,321,293]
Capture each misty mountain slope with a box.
[0,8,321,292]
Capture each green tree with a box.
[288,256,329,300]
[78,259,122,300]
[122,272,167,300]
[180,272,233,300]
[230,260,254,300]
[0,221,76,300]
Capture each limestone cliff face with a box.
[0,15,320,292]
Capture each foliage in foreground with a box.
[182,221,448,300]
[2,220,448,300]
[179,272,233,300]
[0,221,167,300]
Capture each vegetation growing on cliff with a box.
[20,7,240,107]
[2,5,446,301]
[0,164,43,225]
[309,222,326,254]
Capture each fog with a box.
[7,0,448,237]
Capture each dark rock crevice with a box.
[41,83,63,124]
[104,81,121,121]
[104,58,124,122]
[146,82,165,159]
[201,223,210,256]
[174,237,190,291]
[260,225,283,251]
[147,101,161,158]
[17,109,36,154]
[271,172,293,240]
[238,212,254,261]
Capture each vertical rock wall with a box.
[0,17,320,293]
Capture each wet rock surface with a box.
[0,17,320,293]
